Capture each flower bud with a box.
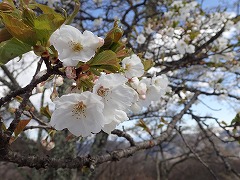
[65,67,77,79]
[137,82,147,95]
[55,76,64,86]
[41,139,55,151]
[129,77,139,89]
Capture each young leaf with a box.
[26,4,65,46]
[0,1,15,12]
[142,59,154,71]
[0,28,12,43]
[0,12,37,45]
[221,121,228,126]
[33,13,65,46]
[100,21,124,50]
[106,23,123,43]
[94,64,120,73]
[14,119,31,137]
[1,122,7,132]
[88,50,119,66]
[158,124,164,128]
[40,105,52,119]
[29,3,61,15]
[89,67,101,76]
[22,6,36,27]
[160,117,168,124]
[231,113,240,125]
[0,38,32,65]
[136,119,152,136]
[29,3,65,26]
[1,3,65,46]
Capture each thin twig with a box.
[24,125,53,131]
[176,127,219,180]
[193,114,240,178]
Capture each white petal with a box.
[82,30,100,49]
[50,92,105,137]
[102,110,128,134]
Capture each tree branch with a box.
[0,91,200,169]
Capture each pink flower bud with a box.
[137,82,147,95]
[129,77,139,89]
[139,94,146,100]
[41,139,55,151]
[65,67,77,79]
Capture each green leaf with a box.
[0,38,32,65]
[22,7,36,27]
[101,21,123,50]
[108,42,127,54]
[0,28,12,43]
[1,3,65,46]
[81,79,94,89]
[136,119,152,136]
[65,0,80,25]
[0,1,15,12]
[189,31,200,40]
[89,67,101,76]
[89,50,119,66]
[107,26,123,43]
[160,117,168,124]
[231,113,240,125]
[221,121,228,126]
[94,65,120,73]
[40,105,52,119]
[2,0,15,7]
[88,50,120,73]
[143,59,154,71]
[27,4,65,46]
[29,3,61,15]
[0,13,37,45]
[233,127,237,134]
[172,21,179,28]
[158,124,164,128]
[1,122,7,132]
[33,13,65,46]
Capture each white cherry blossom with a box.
[176,39,195,54]
[93,73,135,123]
[50,25,102,66]
[136,34,146,44]
[131,75,169,112]
[50,92,106,137]
[122,54,144,79]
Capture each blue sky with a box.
[197,0,239,12]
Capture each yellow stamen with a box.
[69,41,83,52]
[97,86,109,97]
[125,63,131,71]
[72,101,86,118]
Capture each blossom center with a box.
[72,101,86,118]
[69,41,83,52]
[125,63,132,71]
[97,86,109,97]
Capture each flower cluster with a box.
[49,25,169,137]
